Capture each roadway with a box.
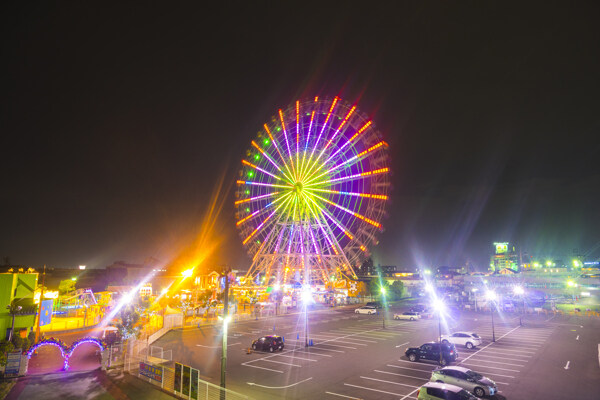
[152,304,600,399]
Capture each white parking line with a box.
[470,353,532,360]
[315,343,357,349]
[467,359,525,367]
[460,362,520,372]
[247,376,312,388]
[313,333,379,342]
[259,359,302,367]
[389,362,436,372]
[374,369,429,381]
[325,391,362,399]
[360,375,420,389]
[344,383,410,398]
[275,354,318,362]
[241,363,284,373]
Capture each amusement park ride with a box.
[235,97,390,288]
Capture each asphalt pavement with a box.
[151,304,600,400]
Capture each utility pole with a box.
[35,265,46,343]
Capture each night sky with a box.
[2,2,599,272]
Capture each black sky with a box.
[2,1,600,271]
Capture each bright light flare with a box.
[182,268,194,278]
[486,290,497,302]
[513,286,524,295]
[432,298,445,313]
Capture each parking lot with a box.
[154,305,600,399]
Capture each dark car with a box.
[366,301,383,309]
[405,342,458,366]
[410,304,428,313]
[251,335,284,352]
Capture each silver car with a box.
[431,366,497,398]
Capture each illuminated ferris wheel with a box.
[235,97,391,285]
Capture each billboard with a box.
[139,362,163,382]
[40,299,54,326]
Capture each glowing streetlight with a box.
[425,283,434,293]
[486,290,497,342]
[182,268,194,278]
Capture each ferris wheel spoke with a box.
[304,166,390,188]
[278,109,297,178]
[302,193,355,241]
[303,140,389,186]
[299,109,317,177]
[242,160,282,181]
[236,180,293,190]
[302,105,356,181]
[237,191,293,228]
[234,191,280,205]
[310,192,382,229]
[242,194,294,245]
[320,120,373,170]
[304,97,340,176]
[304,188,388,200]
[262,125,295,181]
[251,140,294,182]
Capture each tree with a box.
[117,305,141,339]
[390,280,405,300]
[368,278,389,297]
[58,279,76,295]
[0,341,14,366]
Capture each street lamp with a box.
[513,286,525,326]
[486,290,497,342]
[471,288,478,311]
[302,288,312,347]
[218,314,231,398]
[380,287,386,329]
[432,298,445,365]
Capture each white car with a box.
[355,306,378,315]
[394,311,420,321]
[441,332,482,349]
[430,366,497,398]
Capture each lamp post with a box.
[513,286,524,326]
[471,288,478,311]
[219,314,231,399]
[302,288,312,347]
[486,290,497,342]
[380,287,386,329]
[432,298,444,365]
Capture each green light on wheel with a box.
[276,127,281,131]
[245,190,250,195]
[248,171,254,177]
[245,207,250,212]
[254,154,260,160]
[263,139,269,145]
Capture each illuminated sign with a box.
[139,362,163,382]
[494,242,508,254]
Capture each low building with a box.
[0,272,38,340]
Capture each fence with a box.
[124,339,249,400]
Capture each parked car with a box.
[431,366,497,398]
[410,304,429,313]
[366,301,383,309]
[441,332,482,349]
[355,306,378,314]
[394,311,420,321]
[417,381,477,400]
[251,335,284,352]
[405,342,458,366]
